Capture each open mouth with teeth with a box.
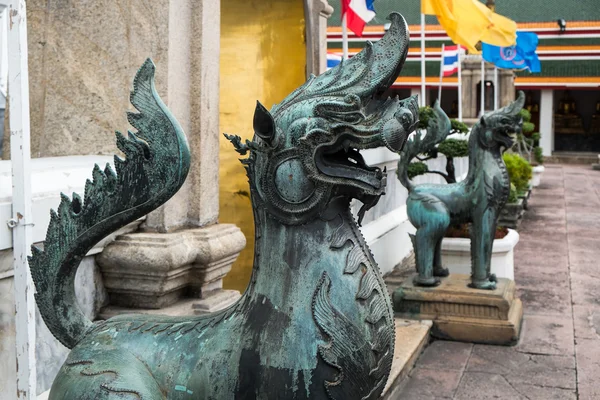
[314,136,386,193]
[499,128,520,148]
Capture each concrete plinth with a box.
[392,274,523,345]
[97,223,245,310]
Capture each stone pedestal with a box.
[392,274,523,345]
[93,0,247,318]
[97,223,245,310]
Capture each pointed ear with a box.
[253,101,275,144]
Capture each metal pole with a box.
[493,66,499,110]
[438,44,444,103]
[458,48,463,121]
[420,13,426,107]
[8,0,36,398]
[480,58,485,116]
[342,13,349,60]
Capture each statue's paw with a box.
[490,273,497,282]
[413,276,441,287]
[468,280,497,290]
[433,267,450,277]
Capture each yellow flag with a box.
[473,0,517,47]
[421,0,516,53]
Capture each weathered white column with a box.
[411,87,426,107]
[461,69,473,118]
[304,0,333,77]
[7,1,36,397]
[499,69,515,108]
[539,89,554,156]
[97,0,245,314]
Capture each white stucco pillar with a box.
[304,0,333,77]
[97,0,245,314]
[539,89,554,156]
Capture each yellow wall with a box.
[220,1,307,292]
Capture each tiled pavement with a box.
[392,165,600,400]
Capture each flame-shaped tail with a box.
[28,59,190,348]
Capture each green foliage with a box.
[534,146,544,165]
[507,183,518,203]
[522,121,535,136]
[411,107,468,183]
[519,108,531,123]
[417,106,468,135]
[450,119,469,134]
[513,108,542,164]
[503,153,533,192]
[417,106,435,130]
[407,161,429,179]
[438,138,469,158]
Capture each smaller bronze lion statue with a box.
[397,92,525,289]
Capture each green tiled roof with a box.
[328,0,600,26]
[516,60,600,77]
[399,61,447,78]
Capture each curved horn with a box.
[272,12,410,115]
[504,90,526,115]
[369,12,411,95]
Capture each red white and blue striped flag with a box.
[327,53,342,70]
[341,0,376,37]
[442,45,466,77]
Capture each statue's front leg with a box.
[469,208,497,290]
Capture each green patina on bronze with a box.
[30,13,420,399]
[395,92,525,290]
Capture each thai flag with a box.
[342,0,376,37]
[442,45,466,77]
[327,53,342,70]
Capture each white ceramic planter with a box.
[440,228,520,280]
[531,165,545,187]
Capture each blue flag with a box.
[482,31,541,73]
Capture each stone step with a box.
[381,319,432,399]
[546,152,599,165]
[98,289,240,319]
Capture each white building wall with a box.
[539,89,554,157]
[0,156,138,397]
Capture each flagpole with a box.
[438,44,444,103]
[480,58,485,116]
[458,49,463,121]
[493,66,499,109]
[342,13,349,60]
[420,13,426,107]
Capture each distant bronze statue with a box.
[30,13,420,399]
[397,92,525,290]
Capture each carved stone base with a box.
[98,291,241,320]
[392,274,523,345]
[97,223,246,310]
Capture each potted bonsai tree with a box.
[441,220,520,280]
[406,107,469,183]
[499,152,532,228]
[514,108,545,187]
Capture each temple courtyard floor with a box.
[390,164,600,400]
